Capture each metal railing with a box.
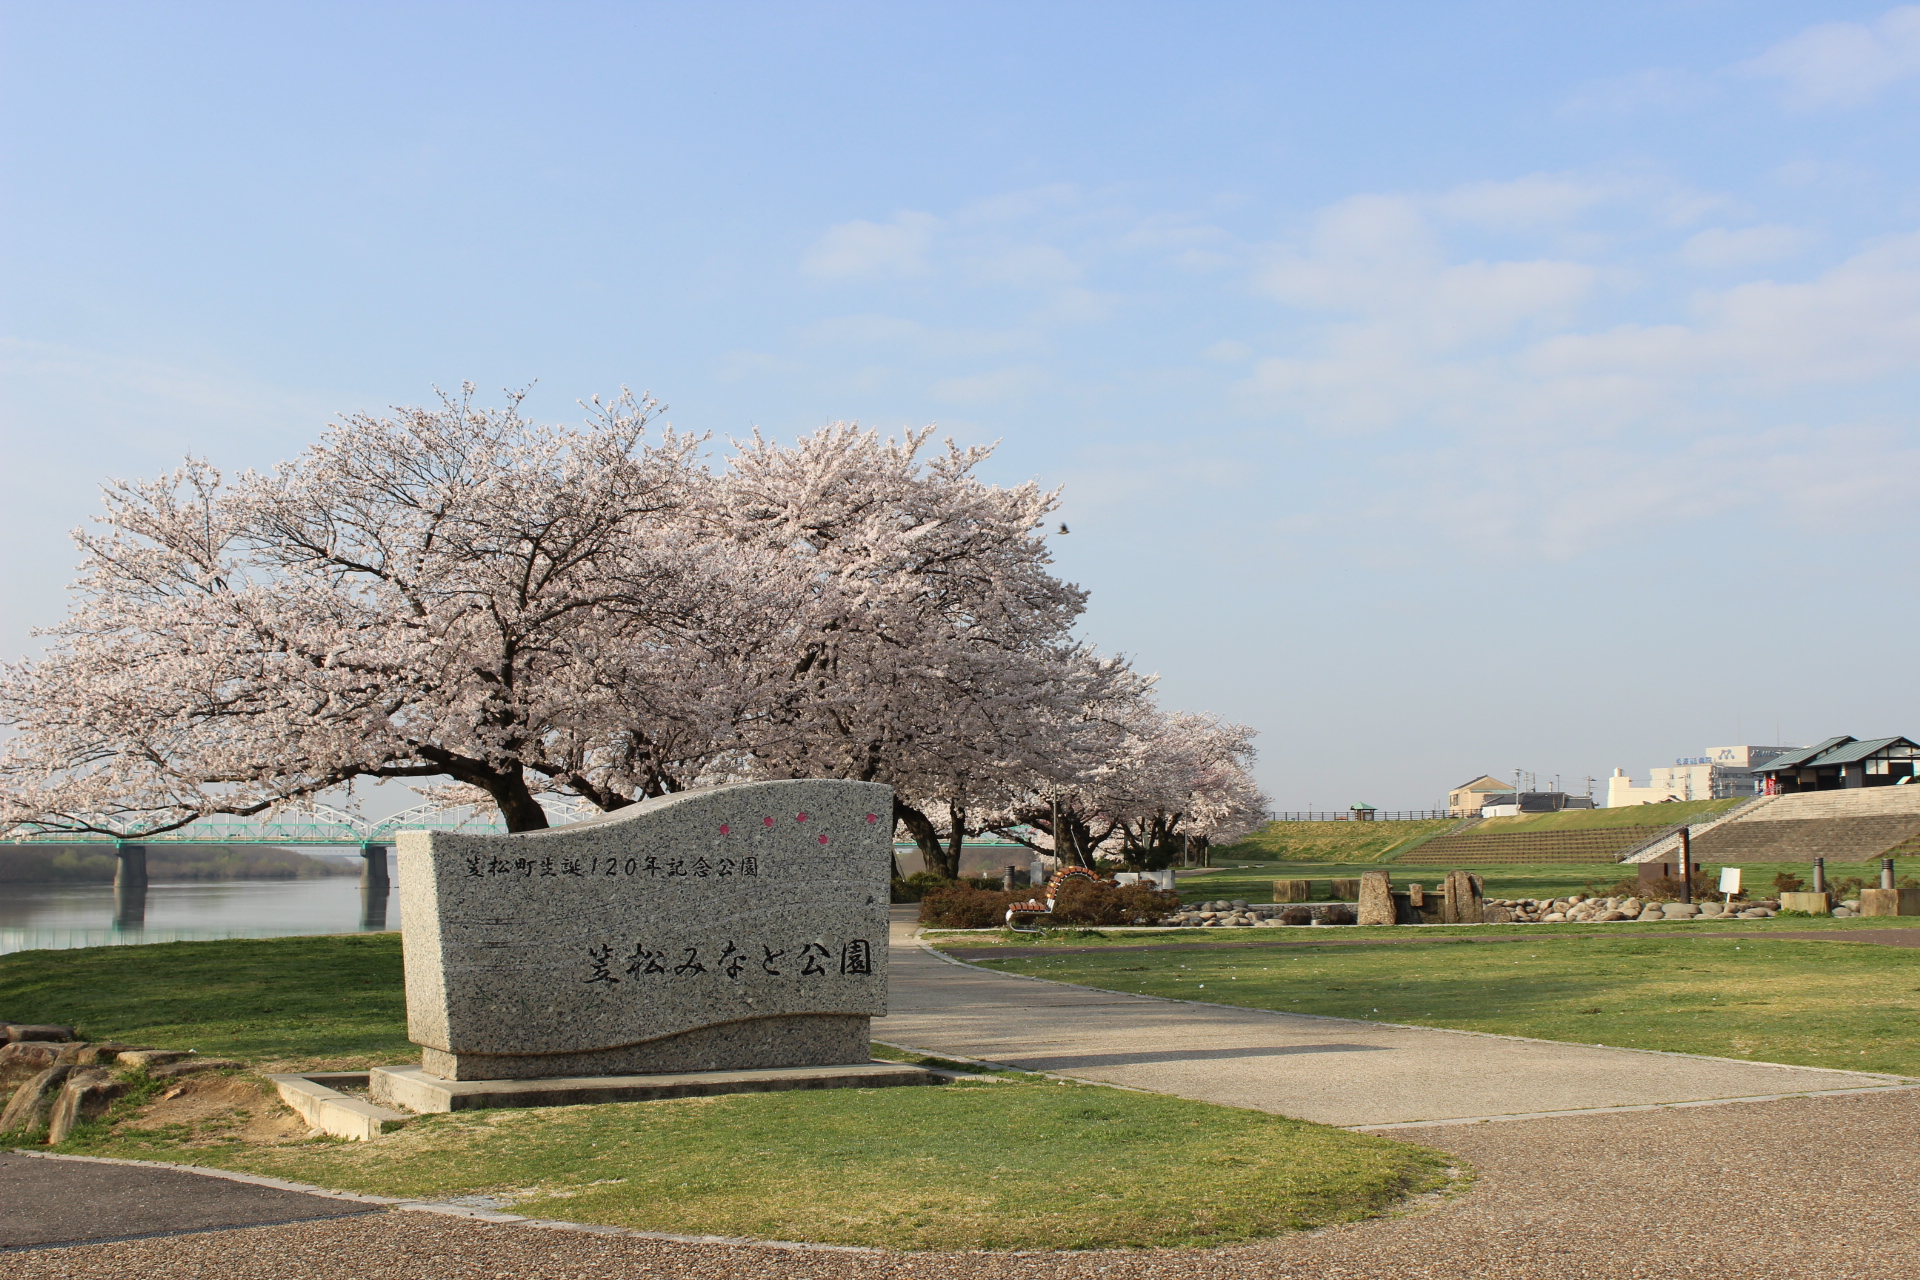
[1269,810,1456,823]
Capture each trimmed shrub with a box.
[1051,880,1180,927]
[891,871,955,903]
[919,884,1026,928]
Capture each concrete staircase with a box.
[1686,786,1920,865]
[1621,795,1775,864]
[1405,825,1676,865]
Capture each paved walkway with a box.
[0,1152,379,1251]
[876,914,1914,1128]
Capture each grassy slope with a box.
[1,936,1443,1250]
[956,933,1920,1076]
[0,934,410,1068]
[1216,819,1458,864]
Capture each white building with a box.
[1605,745,1800,807]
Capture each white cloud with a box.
[931,365,1046,404]
[1230,191,1920,559]
[1743,5,1920,108]
[1431,174,1615,228]
[1257,195,1595,346]
[801,212,939,280]
[1680,224,1812,268]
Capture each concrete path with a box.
[875,914,1914,1128]
[0,1152,380,1251]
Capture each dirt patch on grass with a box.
[129,1073,309,1145]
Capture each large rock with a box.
[44,1069,121,1144]
[74,1042,153,1066]
[0,1042,62,1072]
[1443,869,1483,924]
[1,1064,74,1137]
[117,1049,191,1070]
[3,1024,75,1044]
[1357,871,1395,926]
[394,778,894,1082]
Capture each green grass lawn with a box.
[1215,819,1460,863]
[1,936,1446,1250]
[0,934,411,1068]
[949,932,1920,1076]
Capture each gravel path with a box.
[878,923,1906,1127]
[13,1089,1917,1278]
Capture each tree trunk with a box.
[944,801,968,883]
[894,798,957,879]
[486,768,552,833]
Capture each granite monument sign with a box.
[384,779,894,1083]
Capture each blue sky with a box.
[5,3,1920,810]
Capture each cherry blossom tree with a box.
[684,423,1114,879]
[1,391,1265,863]
[0,386,705,835]
[989,707,1268,869]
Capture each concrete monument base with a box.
[418,1013,872,1082]
[369,1059,937,1114]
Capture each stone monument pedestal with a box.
[370,1059,936,1114]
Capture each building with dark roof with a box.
[1754,736,1920,793]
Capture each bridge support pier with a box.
[113,842,147,929]
[359,843,390,892]
[360,843,391,931]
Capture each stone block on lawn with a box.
[1357,871,1395,926]
[1778,892,1830,915]
[1329,878,1360,901]
[3,1024,75,1044]
[1858,887,1920,917]
[1272,879,1312,903]
[395,778,894,1082]
[1443,869,1484,924]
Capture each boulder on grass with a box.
[117,1049,191,1070]
[0,1064,74,1138]
[45,1070,123,1144]
[3,1024,76,1045]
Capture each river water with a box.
[0,854,399,956]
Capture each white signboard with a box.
[1718,866,1742,894]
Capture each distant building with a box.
[1481,791,1596,817]
[1448,775,1513,817]
[1605,745,1799,806]
[1754,736,1920,793]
